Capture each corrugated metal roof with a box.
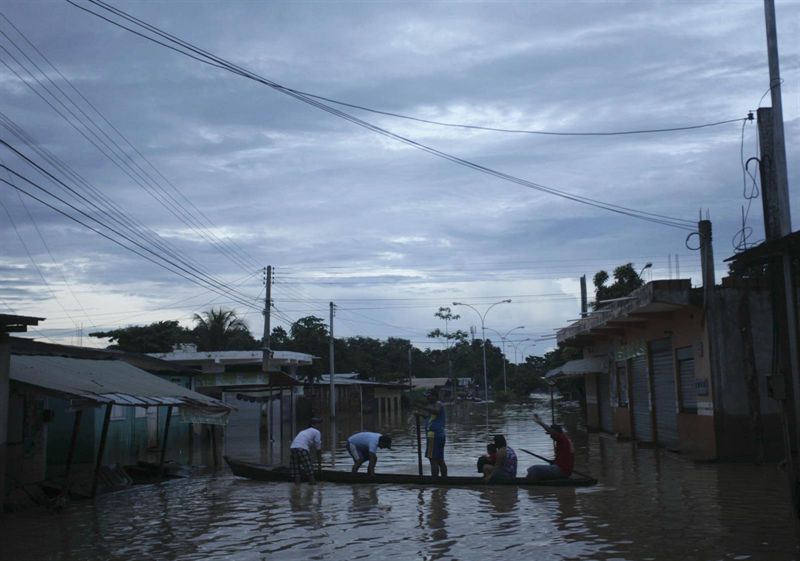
[10,355,231,414]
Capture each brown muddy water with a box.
[2,402,799,561]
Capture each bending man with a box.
[346,432,392,475]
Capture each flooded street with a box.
[2,402,799,561]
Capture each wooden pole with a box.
[549,384,555,424]
[158,405,174,481]
[62,409,83,497]
[415,414,423,476]
[92,404,113,498]
[210,424,218,469]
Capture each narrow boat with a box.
[224,457,597,487]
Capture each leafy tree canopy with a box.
[192,308,258,351]
[89,320,191,354]
[593,262,646,308]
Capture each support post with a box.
[62,409,83,497]
[415,414,423,476]
[580,275,588,317]
[0,333,10,510]
[92,404,113,498]
[262,266,272,374]
[210,425,218,469]
[158,405,174,481]
[329,302,336,423]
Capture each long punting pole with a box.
[415,414,423,476]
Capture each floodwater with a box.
[2,401,799,561]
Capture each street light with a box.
[452,299,511,402]
[508,337,532,364]
[638,262,653,280]
[484,325,525,392]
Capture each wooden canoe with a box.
[224,456,597,487]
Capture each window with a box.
[676,346,696,413]
[110,405,126,420]
[135,407,147,418]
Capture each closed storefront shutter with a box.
[631,355,653,442]
[651,339,679,449]
[676,347,697,412]
[597,371,613,433]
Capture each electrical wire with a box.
[70,0,697,231]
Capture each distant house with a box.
[307,374,409,426]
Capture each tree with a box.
[192,308,257,351]
[593,263,645,308]
[89,320,191,353]
[427,306,469,379]
[270,326,289,348]
[290,316,330,379]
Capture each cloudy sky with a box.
[1,0,798,356]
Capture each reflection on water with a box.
[2,402,799,561]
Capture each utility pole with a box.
[329,302,336,421]
[763,0,790,233]
[261,266,272,374]
[580,275,587,318]
[759,0,799,517]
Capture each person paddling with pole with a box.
[526,413,574,481]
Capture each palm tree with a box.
[192,308,255,351]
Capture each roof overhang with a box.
[545,356,607,379]
[725,230,800,268]
[556,280,694,347]
[0,314,44,334]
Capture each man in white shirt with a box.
[289,417,323,484]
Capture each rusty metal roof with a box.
[10,355,231,414]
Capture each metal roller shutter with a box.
[631,355,652,442]
[677,347,697,412]
[651,343,679,449]
[597,372,613,433]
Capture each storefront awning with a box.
[545,357,607,379]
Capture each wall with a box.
[6,386,48,486]
[708,289,783,460]
[584,372,600,430]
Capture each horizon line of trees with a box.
[90,307,583,396]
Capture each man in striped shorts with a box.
[289,417,322,484]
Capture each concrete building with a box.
[551,278,783,461]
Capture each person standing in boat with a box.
[289,416,323,485]
[482,434,517,482]
[346,432,392,475]
[527,413,574,480]
[417,389,448,477]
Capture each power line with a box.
[0,162,262,311]
[70,0,697,231]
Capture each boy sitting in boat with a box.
[476,442,497,473]
[346,432,392,475]
[289,416,323,485]
[527,413,575,480]
[482,435,517,482]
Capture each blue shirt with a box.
[425,401,446,434]
[347,432,382,454]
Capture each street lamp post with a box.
[509,337,532,365]
[452,299,511,402]
[484,326,525,392]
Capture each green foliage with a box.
[89,320,190,353]
[192,308,258,351]
[593,262,646,308]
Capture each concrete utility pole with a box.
[580,275,588,318]
[261,266,272,374]
[329,302,336,421]
[763,0,791,234]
